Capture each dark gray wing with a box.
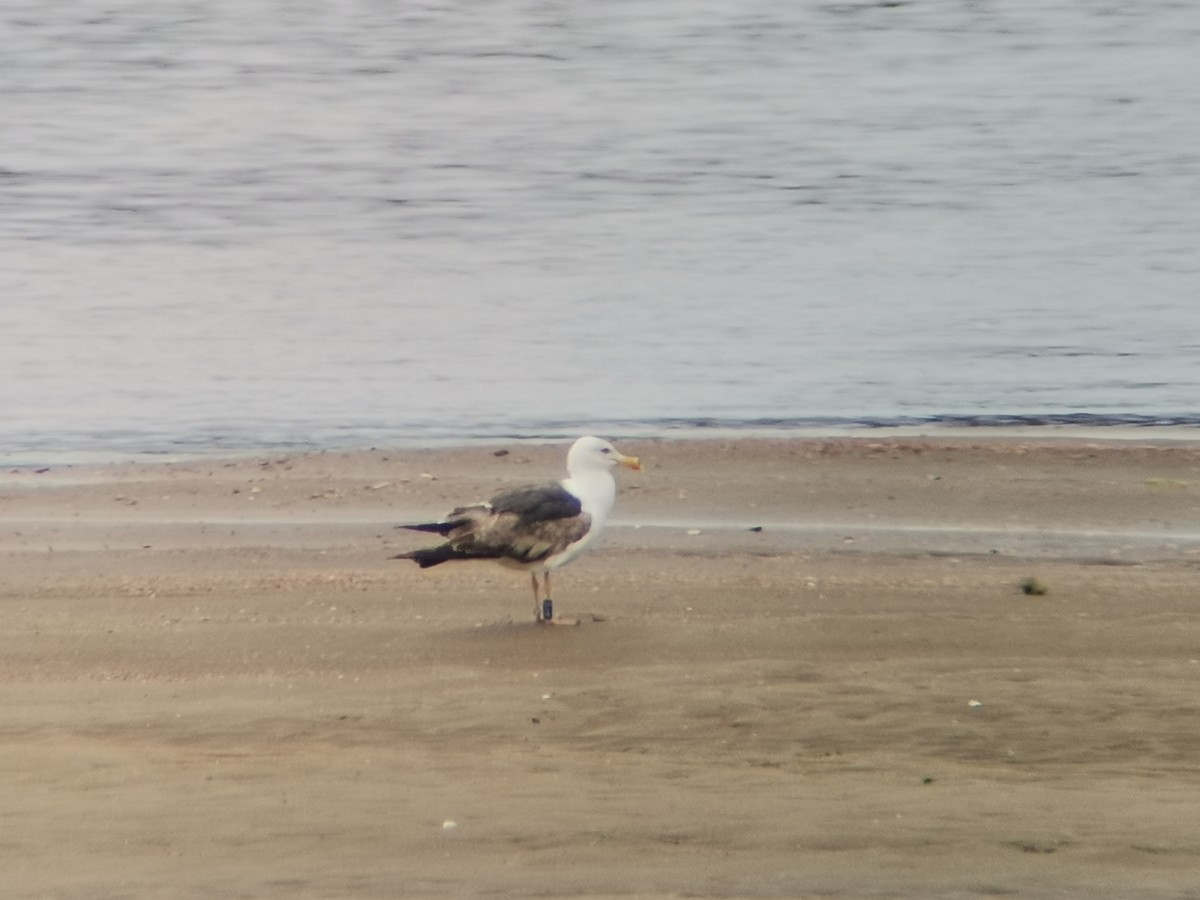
[488,482,583,525]
[394,482,588,567]
[436,483,587,565]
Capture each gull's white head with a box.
[567,436,642,476]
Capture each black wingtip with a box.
[391,546,502,568]
[390,549,445,568]
[396,522,455,535]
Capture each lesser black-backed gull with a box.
[392,436,642,623]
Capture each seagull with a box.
[391,436,642,623]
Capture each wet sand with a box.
[3,436,1200,898]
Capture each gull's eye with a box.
[601,447,611,454]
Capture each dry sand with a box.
[3,435,1200,899]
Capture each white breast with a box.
[544,469,617,570]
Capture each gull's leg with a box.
[539,570,578,626]
[531,573,542,620]
[540,571,553,622]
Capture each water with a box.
[3,0,1199,460]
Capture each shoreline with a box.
[5,421,1200,469]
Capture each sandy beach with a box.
[3,435,1200,899]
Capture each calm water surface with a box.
[3,0,1199,459]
